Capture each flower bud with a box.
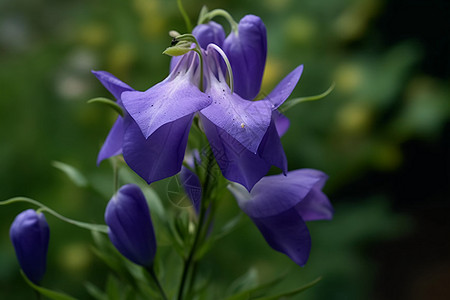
[10,209,50,284]
[192,21,226,49]
[223,15,267,100]
[105,184,156,267]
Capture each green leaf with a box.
[280,83,335,113]
[255,277,322,300]
[227,268,258,296]
[20,271,78,300]
[223,272,287,300]
[87,97,124,116]
[106,275,121,300]
[84,282,107,300]
[52,161,88,187]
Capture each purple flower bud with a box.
[105,184,156,267]
[10,209,49,284]
[192,21,226,49]
[223,15,267,100]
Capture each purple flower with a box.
[10,209,49,284]
[200,60,303,190]
[223,15,267,100]
[94,52,212,184]
[105,184,156,267]
[228,169,333,266]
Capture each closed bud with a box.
[105,184,157,267]
[10,209,50,284]
[223,15,267,100]
[192,21,226,49]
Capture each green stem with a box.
[177,150,215,300]
[199,9,238,32]
[0,197,108,233]
[177,0,192,32]
[146,266,168,300]
[279,82,335,113]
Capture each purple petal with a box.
[223,15,267,100]
[266,65,304,109]
[251,208,311,266]
[257,119,288,174]
[97,116,125,165]
[122,54,211,139]
[122,115,193,184]
[228,169,332,266]
[180,166,202,213]
[201,79,272,154]
[239,169,330,218]
[92,70,133,105]
[201,115,275,191]
[272,110,290,137]
[192,21,226,49]
[105,184,156,267]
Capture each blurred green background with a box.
[1,0,449,299]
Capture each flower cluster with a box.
[5,7,333,300]
[93,12,333,267]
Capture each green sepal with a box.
[87,97,124,117]
[20,271,78,300]
[163,41,193,57]
[254,277,322,300]
[279,83,335,113]
[52,161,88,187]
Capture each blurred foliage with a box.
[0,0,449,299]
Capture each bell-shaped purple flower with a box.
[200,59,303,190]
[94,52,212,184]
[122,52,211,141]
[223,15,267,100]
[10,209,49,284]
[105,184,157,267]
[228,169,333,266]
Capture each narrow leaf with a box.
[52,161,88,187]
[21,271,78,300]
[255,277,322,300]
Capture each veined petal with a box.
[97,116,125,165]
[122,54,211,139]
[266,65,304,110]
[92,70,133,106]
[122,115,193,184]
[201,80,272,153]
[223,15,267,100]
